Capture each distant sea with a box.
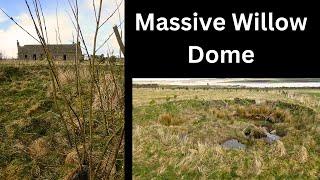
[132,78,320,88]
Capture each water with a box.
[265,133,280,144]
[221,133,279,149]
[133,78,320,88]
[221,139,246,149]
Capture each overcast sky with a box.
[0,0,124,58]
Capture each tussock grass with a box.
[29,137,49,159]
[158,113,184,126]
[133,87,320,179]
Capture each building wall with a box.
[18,53,79,61]
[17,43,83,61]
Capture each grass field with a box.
[133,87,320,179]
[0,60,124,179]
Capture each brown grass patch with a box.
[29,137,48,159]
[4,163,24,180]
[65,150,79,165]
[158,113,184,126]
[243,125,267,139]
[26,103,41,116]
[234,104,292,123]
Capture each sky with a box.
[0,0,124,58]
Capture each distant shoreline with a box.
[133,78,320,88]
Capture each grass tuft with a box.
[29,137,49,159]
[158,113,184,126]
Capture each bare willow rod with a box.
[0,8,41,43]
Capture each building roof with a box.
[18,43,82,54]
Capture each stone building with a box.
[17,40,83,60]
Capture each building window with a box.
[63,55,67,60]
[25,55,28,59]
[33,54,37,60]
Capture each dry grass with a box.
[253,153,263,175]
[4,163,24,180]
[133,88,320,110]
[295,146,308,163]
[133,87,320,179]
[158,113,184,126]
[65,150,80,165]
[25,103,41,116]
[0,61,124,178]
[0,59,81,67]
[1,0,124,178]
[29,137,49,159]
[271,140,286,157]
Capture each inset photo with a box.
[133,78,320,179]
